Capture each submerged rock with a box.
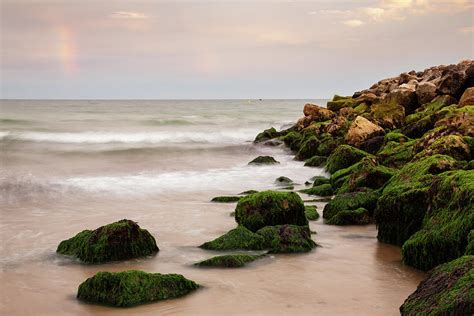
[304,205,320,221]
[326,144,372,174]
[400,256,474,316]
[235,191,308,232]
[199,226,265,251]
[299,184,333,197]
[57,219,158,264]
[323,190,380,221]
[239,190,259,195]
[77,270,199,307]
[326,208,371,225]
[304,155,327,167]
[248,156,279,165]
[254,127,279,143]
[195,254,264,268]
[256,224,316,253]
[275,176,293,186]
[311,176,331,187]
[211,196,242,203]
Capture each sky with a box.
[1,0,473,99]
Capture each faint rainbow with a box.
[57,26,78,73]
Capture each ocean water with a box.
[0,99,424,315]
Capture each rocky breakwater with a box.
[255,60,474,313]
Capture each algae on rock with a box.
[256,224,316,253]
[195,254,264,268]
[199,226,266,251]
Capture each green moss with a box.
[370,99,405,129]
[326,208,371,225]
[354,102,369,114]
[326,145,372,174]
[330,157,395,194]
[239,190,259,195]
[375,155,461,246]
[384,132,410,143]
[199,226,266,250]
[323,190,380,221]
[77,270,199,307]
[57,219,158,264]
[311,176,330,187]
[195,254,264,268]
[300,184,333,197]
[280,131,303,151]
[296,136,320,160]
[401,170,474,270]
[304,155,327,167]
[400,256,474,316]
[211,196,242,203]
[327,96,356,112]
[254,127,279,143]
[235,191,308,232]
[414,135,471,161]
[256,225,316,253]
[317,136,341,156]
[377,140,416,168]
[305,205,320,221]
[248,156,279,165]
[466,231,474,255]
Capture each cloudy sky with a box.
[1,0,473,99]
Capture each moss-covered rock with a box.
[345,116,385,147]
[195,254,264,268]
[377,140,416,168]
[326,145,372,174]
[466,230,474,255]
[300,184,333,197]
[280,131,303,151]
[371,99,406,129]
[239,190,258,195]
[248,156,279,165]
[57,219,158,264]
[310,176,330,187]
[327,96,356,112]
[400,256,474,316]
[304,155,327,167]
[296,136,320,160]
[375,155,461,246]
[384,132,410,143]
[256,224,316,253]
[305,205,319,221]
[235,191,308,232]
[323,190,380,221]
[199,226,266,250]
[275,176,293,186]
[77,270,199,307]
[254,127,279,143]
[326,208,371,225]
[211,196,242,203]
[414,134,471,161]
[401,170,474,270]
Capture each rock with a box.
[466,63,474,87]
[299,184,333,197]
[416,81,437,104]
[360,135,385,154]
[199,226,266,250]
[467,231,474,255]
[459,87,474,106]
[211,196,242,203]
[256,224,316,253]
[312,176,331,187]
[399,72,419,85]
[323,189,380,221]
[56,219,158,264]
[377,139,416,168]
[304,155,327,167]
[414,134,471,161]
[254,127,279,143]
[275,176,293,186]
[326,144,372,174]
[324,115,348,136]
[303,103,336,121]
[261,139,284,147]
[248,156,279,165]
[195,254,264,268]
[296,136,320,160]
[375,155,461,246]
[400,256,474,316]
[345,116,385,147]
[235,191,308,232]
[385,85,418,114]
[338,107,357,119]
[239,190,258,195]
[401,170,474,270]
[280,131,303,151]
[326,207,371,225]
[437,67,467,98]
[354,92,380,106]
[77,270,199,307]
[304,205,319,220]
[326,96,356,112]
[371,100,406,129]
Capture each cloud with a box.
[363,7,385,21]
[458,26,474,34]
[343,19,365,27]
[109,11,148,19]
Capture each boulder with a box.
[280,131,303,151]
[299,184,333,197]
[400,256,474,316]
[414,134,471,161]
[235,191,308,232]
[324,115,349,136]
[275,176,293,186]
[199,226,266,250]
[354,92,380,106]
[459,87,474,106]
[57,219,158,264]
[256,224,316,253]
[385,85,418,114]
[326,96,356,112]
[416,81,437,105]
[371,100,406,129]
[345,116,385,147]
[211,196,242,203]
[326,207,371,225]
[312,176,331,187]
[296,136,320,160]
[304,205,319,220]
[323,189,380,221]
[437,67,467,98]
[254,127,279,143]
[77,270,199,307]
[195,254,264,268]
[248,156,279,165]
[304,155,327,167]
[326,144,372,174]
[303,103,336,121]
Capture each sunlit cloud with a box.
[343,19,365,27]
[363,7,385,21]
[109,11,148,19]
[57,26,78,74]
[458,26,474,34]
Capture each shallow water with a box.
[0,100,424,315]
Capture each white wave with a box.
[0,130,259,145]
